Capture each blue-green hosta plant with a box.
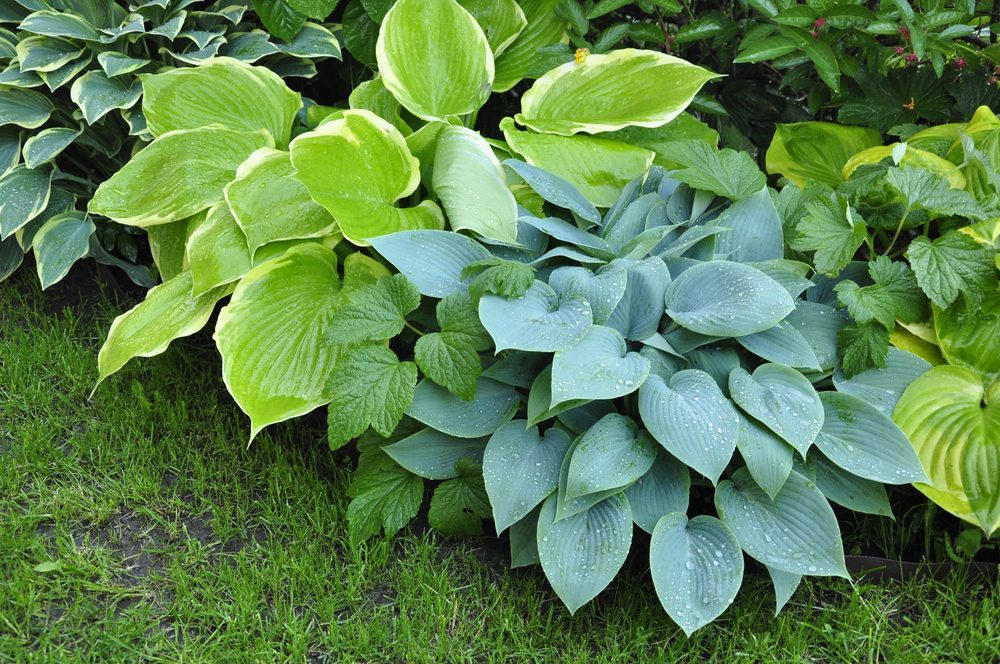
[368,161,929,634]
[0,0,340,287]
[766,114,1000,536]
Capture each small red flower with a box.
[813,17,827,30]
[899,26,911,40]
[904,53,919,64]
[894,46,905,55]
[954,57,967,69]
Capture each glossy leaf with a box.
[729,365,824,457]
[406,377,518,438]
[31,211,93,289]
[832,347,930,416]
[566,413,657,498]
[186,203,252,296]
[492,0,566,92]
[479,280,593,353]
[624,449,690,533]
[551,325,650,407]
[370,230,491,297]
[0,165,51,238]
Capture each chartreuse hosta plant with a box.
[766,112,1000,536]
[367,161,929,634]
[0,0,340,287]
[91,0,721,438]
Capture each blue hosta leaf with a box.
[832,347,930,416]
[736,321,821,370]
[814,392,927,484]
[383,428,488,480]
[811,452,894,518]
[716,467,848,577]
[735,413,794,500]
[784,300,847,371]
[766,566,802,615]
[370,230,491,297]
[638,370,740,484]
[520,215,612,256]
[536,493,633,614]
[556,400,616,435]
[406,377,518,438]
[712,188,783,262]
[526,365,587,427]
[650,513,744,636]
[479,280,592,352]
[31,211,93,289]
[484,422,572,533]
[504,159,600,224]
[482,350,547,388]
[729,365,824,457]
[548,263,627,325]
[747,259,815,298]
[565,413,657,499]
[665,260,795,337]
[606,256,671,340]
[509,506,541,568]
[602,192,660,253]
[551,326,650,407]
[624,449,690,533]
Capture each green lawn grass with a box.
[1,269,997,663]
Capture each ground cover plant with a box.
[767,111,1000,537]
[0,0,340,288]
[2,269,998,660]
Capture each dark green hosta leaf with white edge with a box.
[501,117,654,208]
[736,321,821,371]
[566,413,657,499]
[650,513,744,636]
[492,0,565,92]
[214,243,342,440]
[551,326,649,407]
[832,347,930,416]
[503,159,600,225]
[31,211,93,289]
[383,428,488,479]
[70,71,141,124]
[0,128,21,175]
[326,274,421,344]
[894,366,1000,536]
[934,290,1000,384]
[432,125,518,243]
[638,370,740,484]
[785,301,847,372]
[0,236,23,281]
[515,49,718,136]
[907,232,995,310]
[141,57,301,146]
[716,467,849,577]
[371,230,491,298]
[536,492,632,614]
[729,365,824,457]
[428,458,492,537]
[664,261,794,337]
[606,256,671,341]
[624,449,690,533]
[549,263,627,325]
[376,0,493,120]
[22,127,79,169]
[97,271,230,386]
[712,188,783,263]
[326,343,417,451]
[0,165,51,238]
[766,566,802,615]
[814,392,926,485]
[812,452,893,518]
[278,22,342,58]
[15,36,84,73]
[0,88,53,129]
[90,127,272,227]
[185,204,252,297]
[736,413,794,500]
[97,52,150,77]
[19,10,102,41]
[483,421,572,533]
[346,452,423,544]
[479,280,592,353]
[458,0,527,56]
[291,110,444,244]
[407,377,518,438]
[224,148,338,256]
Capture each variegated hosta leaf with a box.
[97,271,232,386]
[186,203,252,297]
[70,71,141,124]
[0,88,54,129]
[0,165,52,238]
[492,0,566,92]
[290,109,444,244]
[32,211,94,289]
[224,147,338,256]
[431,125,518,243]
[501,117,653,207]
[894,366,1000,536]
[376,0,494,120]
[89,127,273,227]
[515,49,719,136]
[457,0,527,57]
[140,57,302,146]
[214,243,342,440]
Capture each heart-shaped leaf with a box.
[383,428,488,479]
[370,230,492,298]
[479,280,593,352]
[406,377,518,438]
[624,449,690,533]
[650,513,744,636]
[730,365,824,457]
[551,325,650,407]
[638,369,740,484]
[566,413,657,498]
[548,263,627,325]
[833,347,930,416]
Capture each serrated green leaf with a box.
[428,467,492,537]
[346,453,423,543]
[667,141,766,201]
[838,321,890,378]
[835,257,928,329]
[791,193,867,276]
[414,331,481,400]
[906,232,996,310]
[326,274,421,344]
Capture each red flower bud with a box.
[899,26,911,40]
[813,17,827,30]
[905,53,919,64]
[954,57,967,69]
[894,46,905,55]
